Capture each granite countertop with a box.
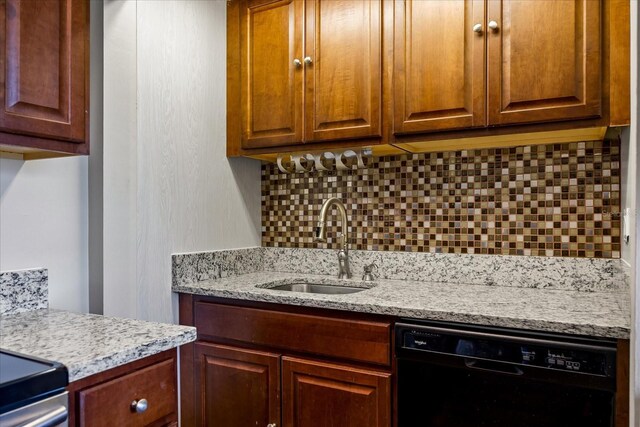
[0,309,197,382]
[173,271,630,339]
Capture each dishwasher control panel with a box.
[397,322,617,378]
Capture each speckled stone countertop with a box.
[173,272,630,339]
[0,268,48,315]
[0,309,196,382]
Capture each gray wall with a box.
[0,2,99,312]
[102,0,261,323]
[0,155,88,312]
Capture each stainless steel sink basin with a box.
[265,282,366,294]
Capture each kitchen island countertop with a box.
[0,309,196,382]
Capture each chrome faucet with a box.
[314,198,352,279]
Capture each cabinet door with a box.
[282,357,391,427]
[240,0,303,149]
[487,0,601,125]
[393,0,485,134]
[0,0,87,142]
[195,343,280,427]
[304,0,382,142]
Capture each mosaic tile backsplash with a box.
[261,141,621,258]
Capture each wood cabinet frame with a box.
[227,0,629,159]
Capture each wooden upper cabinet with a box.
[487,0,602,126]
[0,0,89,153]
[304,0,382,142]
[394,0,602,134]
[236,0,382,150]
[240,0,303,149]
[194,343,281,427]
[229,0,626,156]
[282,357,391,427]
[394,0,485,134]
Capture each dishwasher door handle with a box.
[19,405,68,427]
[464,359,524,376]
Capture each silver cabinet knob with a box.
[304,56,312,65]
[488,20,499,30]
[293,58,302,67]
[267,424,277,427]
[130,398,148,414]
[472,23,483,33]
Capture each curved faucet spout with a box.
[315,198,351,279]
[315,198,348,247]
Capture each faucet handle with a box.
[362,263,378,281]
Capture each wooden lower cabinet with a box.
[67,349,178,427]
[194,343,280,427]
[193,343,391,427]
[181,296,393,427]
[282,357,391,427]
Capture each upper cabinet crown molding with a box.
[227,0,629,159]
[0,0,90,159]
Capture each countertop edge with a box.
[68,327,197,383]
[0,309,198,384]
[173,285,630,340]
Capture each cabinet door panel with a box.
[282,357,391,427]
[0,0,87,142]
[241,0,303,149]
[195,343,280,427]
[304,0,381,142]
[487,0,601,125]
[394,0,485,134]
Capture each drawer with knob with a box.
[75,354,177,426]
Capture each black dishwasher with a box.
[395,320,617,427]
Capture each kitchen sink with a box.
[263,282,368,295]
